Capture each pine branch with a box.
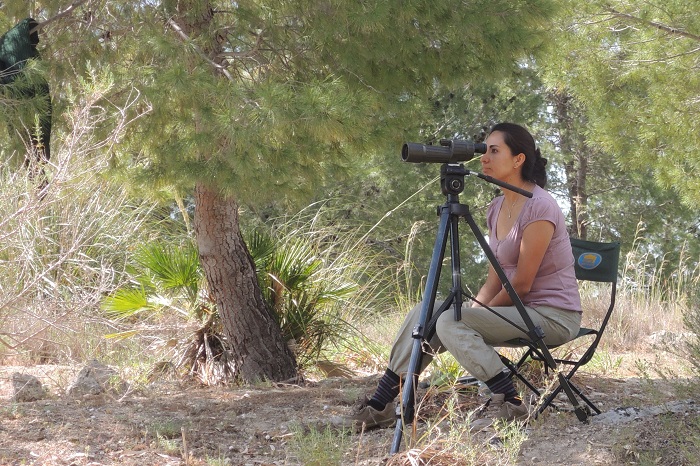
[166,18,234,82]
[606,7,700,43]
[217,31,264,59]
[30,0,91,33]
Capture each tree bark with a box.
[193,183,297,383]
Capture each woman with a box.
[351,122,582,431]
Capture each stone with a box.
[66,359,126,397]
[12,372,47,402]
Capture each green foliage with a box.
[288,424,351,466]
[71,0,562,207]
[523,2,700,277]
[101,238,234,384]
[541,0,700,206]
[147,419,183,440]
[587,350,623,374]
[0,64,51,168]
[102,287,154,321]
[133,242,201,305]
[248,228,354,365]
[244,205,398,367]
[103,202,399,371]
[423,353,464,388]
[101,241,202,321]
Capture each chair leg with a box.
[500,350,595,422]
[559,361,601,416]
[537,376,599,418]
[567,381,601,415]
[556,373,588,421]
[500,353,542,397]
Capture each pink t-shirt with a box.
[486,185,581,312]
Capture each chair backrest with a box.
[570,238,621,365]
[571,238,620,284]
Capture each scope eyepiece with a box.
[402,139,486,163]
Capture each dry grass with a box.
[584,238,698,354]
[0,76,160,367]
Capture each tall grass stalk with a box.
[382,389,527,466]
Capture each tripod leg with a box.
[448,202,464,322]
[390,206,452,455]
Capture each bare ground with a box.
[0,358,698,466]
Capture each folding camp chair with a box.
[499,238,621,418]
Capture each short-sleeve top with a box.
[486,185,581,312]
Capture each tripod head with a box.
[439,163,534,199]
[440,164,467,196]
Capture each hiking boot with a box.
[496,396,530,421]
[469,393,530,432]
[348,396,396,433]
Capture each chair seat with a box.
[504,327,597,350]
[576,327,597,338]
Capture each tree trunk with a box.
[575,150,588,240]
[193,183,297,383]
[552,90,588,240]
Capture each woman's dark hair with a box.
[490,122,547,188]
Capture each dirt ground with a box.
[0,359,698,466]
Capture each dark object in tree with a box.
[0,18,52,190]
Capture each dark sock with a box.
[368,369,400,411]
[485,371,521,405]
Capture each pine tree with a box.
[12,0,558,382]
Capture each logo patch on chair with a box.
[578,252,602,270]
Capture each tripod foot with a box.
[574,405,591,423]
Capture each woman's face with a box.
[481,130,521,183]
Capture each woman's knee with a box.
[435,309,462,340]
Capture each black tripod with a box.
[390,163,586,454]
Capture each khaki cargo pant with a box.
[387,302,582,382]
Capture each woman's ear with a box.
[514,153,525,168]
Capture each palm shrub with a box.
[102,241,202,321]
[247,229,357,368]
[101,240,237,385]
[246,202,408,372]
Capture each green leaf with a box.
[101,286,155,320]
[133,241,200,303]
